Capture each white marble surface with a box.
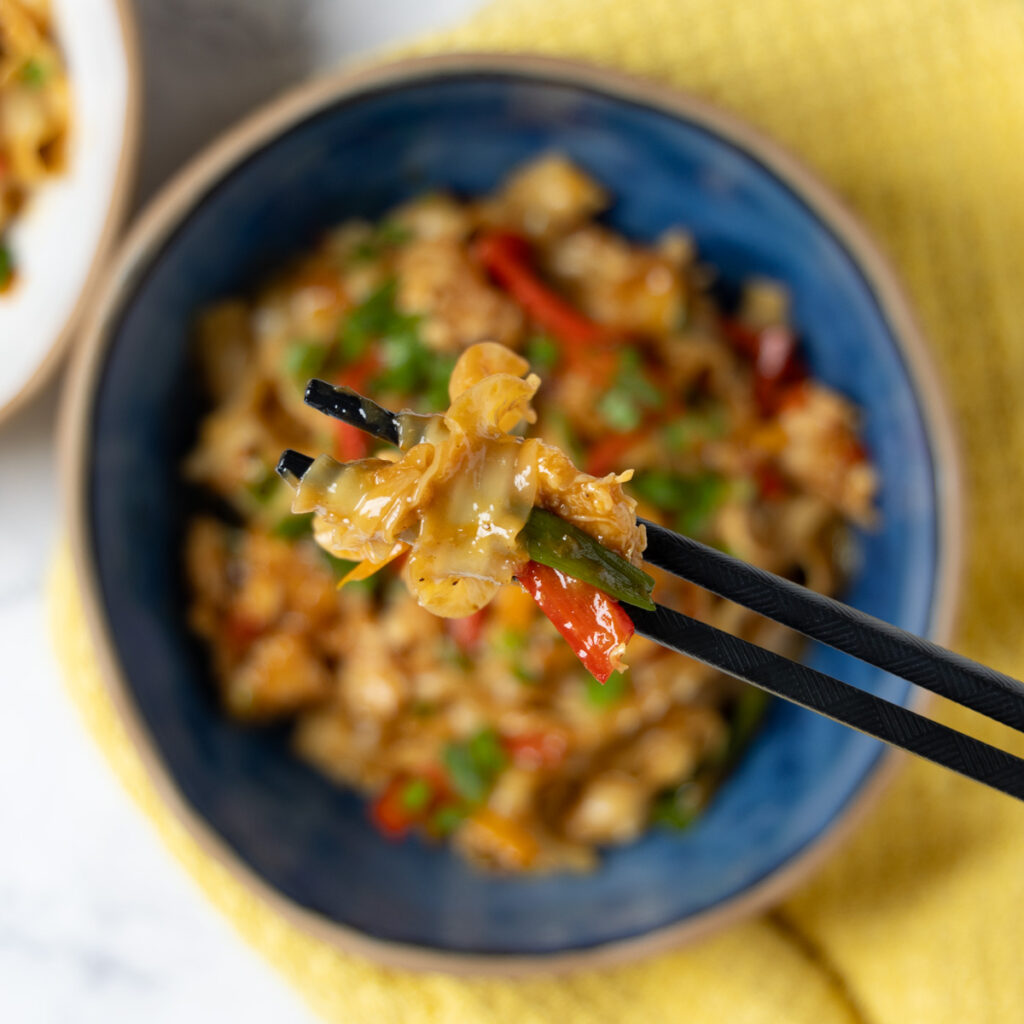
[0,2,482,1020]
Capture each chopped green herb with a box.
[337,279,421,372]
[585,669,630,708]
[283,339,327,384]
[20,58,48,87]
[443,728,507,804]
[422,353,458,411]
[512,663,540,685]
[399,777,433,812]
[525,334,560,373]
[271,512,314,540]
[597,389,643,431]
[496,628,528,656]
[0,243,11,290]
[725,686,771,762]
[468,728,508,775]
[440,636,473,671]
[244,466,279,505]
[630,470,728,537]
[430,804,468,836]
[597,348,663,432]
[663,406,728,452]
[443,744,488,804]
[548,411,585,465]
[349,220,413,264]
[650,782,702,831]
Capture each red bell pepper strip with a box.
[222,612,265,655]
[585,427,649,477]
[332,352,379,460]
[474,231,612,353]
[370,778,416,838]
[502,730,568,769]
[445,609,487,655]
[370,768,452,840]
[755,463,788,501]
[517,561,634,684]
[720,318,808,416]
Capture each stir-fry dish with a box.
[0,0,70,292]
[184,156,877,872]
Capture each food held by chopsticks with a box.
[285,341,652,683]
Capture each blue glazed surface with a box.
[86,73,940,955]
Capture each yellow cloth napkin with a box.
[50,0,1024,1019]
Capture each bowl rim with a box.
[60,51,964,977]
[0,0,142,426]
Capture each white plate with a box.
[0,0,138,422]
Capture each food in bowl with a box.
[183,155,877,872]
[0,0,70,292]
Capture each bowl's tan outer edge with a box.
[0,0,142,426]
[60,52,965,978]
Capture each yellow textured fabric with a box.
[49,0,1024,1019]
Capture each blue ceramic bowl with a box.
[64,55,960,972]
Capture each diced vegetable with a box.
[525,333,560,373]
[720,317,808,415]
[596,349,663,432]
[446,609,487,654]
[336,280,415,366]
[520,508,655,611]
[755,463,788,501]
[474,231,611,352]
[333,351,382,460]
[372,769,453,839]
[585,669,630,708]
[468,728,508,776]
[333,419,370,461]
[724,686,771,763]
[495,627,528,656]
[271,511,314,540]
[371,778,418,838]
[244,465,279,505]
[502,730,568,769]
[399,777,434,812]
[349,220,413,264]
[663,405,727,452]
[517,561,635,684]
[429,804,468,837]
[512,663,540,684]
[422,352,458,411]
[222,611,265,654]
[650,781,702,831]
[585,428,648,477]
[20,58,48,86]
[335,279,451,411]
[443,728,508,804]
[0,243,11,291]
[630,470,727,537]
[282,339,326,384]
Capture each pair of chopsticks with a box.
[278,379,1024,802]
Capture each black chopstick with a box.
[287,377,1024,800]
[640,520,1024,732]
[628,602,1024,800]
[305,379,400,445]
